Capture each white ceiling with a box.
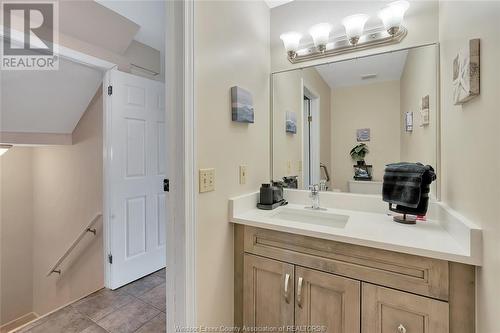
[95,0,165,52]
[315,50,408,88]
[265,0,294,9]
[1,58,104,134]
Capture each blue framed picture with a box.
[285,111,297,134]
[356,128,370,142]
[231,86,254,123]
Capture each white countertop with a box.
[229,190,482,266]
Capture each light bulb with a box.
[280,32,302,59]
[0,144,13,156]
[308,23,332,53]
[341,14,369,46]
[378,0,410,36]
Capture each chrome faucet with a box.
[308,184,321,210]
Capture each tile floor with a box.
[15,269,166,333]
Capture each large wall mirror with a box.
[271,44,439,197]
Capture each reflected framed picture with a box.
[356,128,370,142]
[421,95,430,126]
[285,111,297,134]
[453,38,480,105]
[405,111,413,132]
[231,86,254,123]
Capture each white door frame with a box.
[165,0,197,331]
[26,1,197,329]
[301,81,320,189]
[4,2,196,329]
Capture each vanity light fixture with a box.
[378,0,410,36]
[279,2,409,63]
[279,32,302,59]
[308,23,332,53]
[0,144,13,156]
[342,14,370,46]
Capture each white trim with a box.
[2,312,38,333]
[7,286,103,333]
[184,0,197,326]
[0,131,72,145]
[102,70,113,289]
[0,27,115,71]
[165,0,197,330]
[301,81,320,189]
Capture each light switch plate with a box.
[199,168,215,193]
[239,165,247,185]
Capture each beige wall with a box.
[331,81,401,192]
[400,45,437,166]
[195,0,270,326]
[270,1,438,72]
[0,147,34,325]
[272,67,331,189]
[31,89,103,315]
[439,2,500,332]
[302,68,332,187]
[272,70,303,184]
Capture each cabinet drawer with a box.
[362,283,449,333]
[243,226,449,300]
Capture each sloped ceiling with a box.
[316,50,408,88]
[1,58,104,134]
[59,0,140,55]
[265,0,294,9]
[95,0,165,52]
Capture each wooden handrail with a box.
[46,213,102,277]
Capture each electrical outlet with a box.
[287,160,292,174]
[199,168,215,193]
[239,165,247,185]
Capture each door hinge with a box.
[308,115,313,123]
[108,254,113,264]
[107,85,113,96]
[164,179,170,192]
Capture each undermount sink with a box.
[271,207,349,228]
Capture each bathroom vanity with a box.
[230,190,481,333]
[241,40,482,332]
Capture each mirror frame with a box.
[269,43,441,200]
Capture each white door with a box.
[105,69,166,289]
[302,84,320,189]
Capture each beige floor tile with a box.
[96,299,160,333]
[15,307,95,333]
[137,283,166,312]
[119,274,164,298]
[153,268,166,280]
[134,314,166,333]
[72,288,135,321]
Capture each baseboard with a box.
[0,312,38,333]
[5,285,104,333]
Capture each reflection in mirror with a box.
[272,44,438,197]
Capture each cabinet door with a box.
[295,266,361,333]
[243,254,294,331]
[362,283,449,333]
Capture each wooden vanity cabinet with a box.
[244,253,360,332]
[362,283,449,333]
[243,254,294,329]
[235,225,475,333]
[295,266,360,333]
